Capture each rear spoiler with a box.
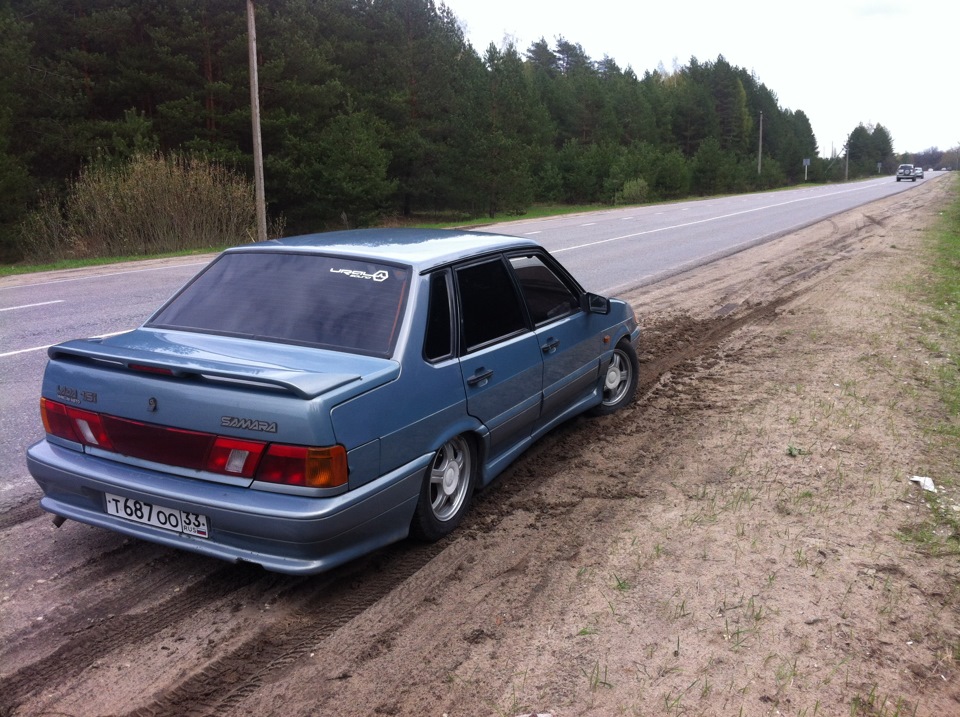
[48,340,362,400]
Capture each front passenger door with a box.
[508,253,602,430]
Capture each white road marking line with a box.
[1,300,65,312]
[1,330,129,358]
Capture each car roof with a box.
[225,228,540,273]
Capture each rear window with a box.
[148,252,410,356]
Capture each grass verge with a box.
[903,178,960,557]
[0,247,224,278]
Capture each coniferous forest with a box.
[1,0,904,262]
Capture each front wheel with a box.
[410,435,476,541]
[589,339,639,416]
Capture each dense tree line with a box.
[1,0,894,261]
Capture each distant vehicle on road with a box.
[896,164,916,182]
[913,166,924,179]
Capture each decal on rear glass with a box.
[329,268,389,282]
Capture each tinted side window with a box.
[424,271,453,361]
[509,254,580,326]
[456,258,526,351]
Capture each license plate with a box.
[105,493,209,538]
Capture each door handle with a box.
[467,368,494,386]
[542,338,560,354]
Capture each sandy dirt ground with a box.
[1,177,958,717]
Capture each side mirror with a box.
[586,293,610,315]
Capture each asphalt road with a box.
[488,174,931,294]
[0,173,941,508]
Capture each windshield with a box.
[148,252,410,356]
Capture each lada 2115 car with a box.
[27,228,641,574]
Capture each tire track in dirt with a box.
[0,565,266,714]
[115,542,451,717]
[0,497,43,532]
[1,544,270,683]
[457,294,801,536]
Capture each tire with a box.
[410,434,476,541]
[589,339,639,416]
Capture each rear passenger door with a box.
[454,257,543,455]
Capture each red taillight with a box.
[41,398,115,450]
[256,445,348,489]
[40,399,347,488]
[41,398,76,440]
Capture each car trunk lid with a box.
[41,328,400,450]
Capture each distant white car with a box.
[913,166,924,179]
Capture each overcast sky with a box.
[443,0,958,158]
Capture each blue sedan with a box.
[27,229,640,574]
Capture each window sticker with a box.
[329,268,389,282]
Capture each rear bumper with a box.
[26,439,427,575]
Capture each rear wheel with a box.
[589,339,639,416]
[410,435,476,541]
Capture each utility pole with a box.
[247,0,267,243]
[844,138,849,181]
[757,111,763,175]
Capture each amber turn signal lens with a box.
[304,446,348,488]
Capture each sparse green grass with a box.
[898,182,960,557]
[922,186,960,418]
[897,490,960,557]
[769,653,799,691]
[584,659,612,690]
[849,685,918,716]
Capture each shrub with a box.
[18,152,260,262]
[617,178,650,205]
